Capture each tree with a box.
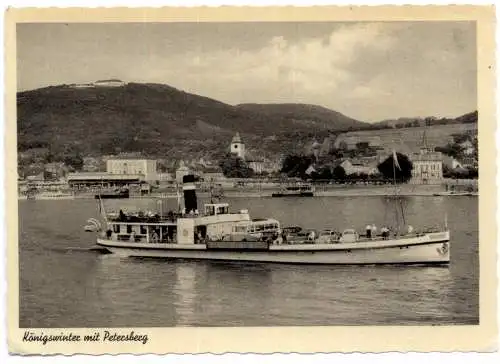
[377,152,413,183]
[332,165,346,181]
[311,166,333,181]
[219,155,254,178]
[435,143,464,159]
[280,154,314,179]
[63,153,84,171]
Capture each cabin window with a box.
[140,225,147,235]
[234,226,246,233]
[113,224,120,233]
[126,225,132,233]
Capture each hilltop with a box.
[17,82,368,161]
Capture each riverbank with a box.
[18,183,479,200]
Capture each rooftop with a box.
[231,132,242,144]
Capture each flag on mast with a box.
[392,149,401,170]
[98,195,108,223]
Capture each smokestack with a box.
[182,174,198,214]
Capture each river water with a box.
[18,196,478,327]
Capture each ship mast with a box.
[392,153,400,234]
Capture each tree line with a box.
[219,152,414,183]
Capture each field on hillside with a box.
[334,123,477,155]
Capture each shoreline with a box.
[18,185,478,200]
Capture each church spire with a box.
[230,132,245,160]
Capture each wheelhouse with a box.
[204,203,230,216]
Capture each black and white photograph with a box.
[5,5,497,355]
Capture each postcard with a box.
[4,5,497,355]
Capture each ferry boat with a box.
[92,175,450,265]
[95,188,129,199]
[271,182,315,197]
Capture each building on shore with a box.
[339,159,379,176]
[228,132,279,175]
[458,139,475,156]
[458,156,478,169]
[158,172,175,183]
[106,158,158,183]
[67,172,143,189]
[199,166,226,182]
[66,157,159,189]
[410,147,443,184]
[175,161,191,183]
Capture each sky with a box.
[17,22,476,122]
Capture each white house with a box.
[339,160,379,176]
[106,159,158,182]
[459,139,475,156]
[410,148,443,184]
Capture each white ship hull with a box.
[96,231,450,265]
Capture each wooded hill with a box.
[17,81,477,161]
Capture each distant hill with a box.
[235,103,368,131]
[373,111,478,129]
[16,81,477,162]
[17,82,367,161]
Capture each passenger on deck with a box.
[371,224,377,239]
[281,230,287,244]
[407,225,414,235]
[119,209,126,221]
[381,227,389,239]
[129,231,136,242]
[308,230,316,241]
[365,224,372,239]
[167,211,174,221]
[151,231,159,243]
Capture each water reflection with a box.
[172,263,201,326]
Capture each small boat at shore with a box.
[433,191,478,197]
[90,175,450,265]
[19,191,74,200]
[95,188,129,199]
[271,182,315,197]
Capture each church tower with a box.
[230,132,246,160]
